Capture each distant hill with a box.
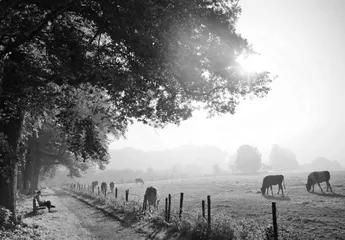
[107,145,228,173]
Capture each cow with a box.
[143,186,160,212]
[91,181,98,193]
[306,171,333,193]
[101,182,107,195]
[109,182,115,192]
[261,175,286,196]
[135,178,144,185]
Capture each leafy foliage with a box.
[235,145,262,173]
[0,222,50,240]
[0,206,13,228]
[25,83,122,178]
[0,133,17,180]
[1,0,273,126]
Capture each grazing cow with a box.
[109,182,115,192]
[261,175,286,196]
[135,178,144,185]
[91,181,98,193]
[306,171,333,193]
[101,182,107,195]
[143,186,160,212]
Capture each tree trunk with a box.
[0,116,22,223]
[0,51,26,222]
[32,162,41,191]
[23,160,34,194]
[25,135,42,194]
[17,172,23,193]
[17,142,28,194]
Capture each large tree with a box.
[269,144,299,171]
[235,145,262,173]
[0,0,274,219]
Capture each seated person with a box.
[34,190,56,212]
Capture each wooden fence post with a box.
[125,189,129,202]
[272,202,278,240]
[165,198,168,221]
[115,188,118,198]
[168,194,171,222]
[143,194,147,211]
[202,200,205,218]
[207,195,211,228]
[179,193,184,220]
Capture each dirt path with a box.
[20,188,149,240]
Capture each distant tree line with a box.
[229,144,343,174]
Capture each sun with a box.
[237,54,266,73]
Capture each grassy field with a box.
[102,171,345,239]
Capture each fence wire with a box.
[68,182,280,231]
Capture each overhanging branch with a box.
[0,1,75,60]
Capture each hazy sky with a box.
[110,0,345,164]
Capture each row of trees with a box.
[13,84,120,195]
[230,144,342,173]
[0,0,273,221]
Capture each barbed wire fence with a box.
[66,182,280,240]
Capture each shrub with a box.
[0,206,13,229]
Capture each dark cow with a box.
[143,186,160,212]
[101,182,107,195]
[135,178,144,185]
[109,182,115,192]
[91,181,98,193]
[306,171,332,193]
[261,175,286,195]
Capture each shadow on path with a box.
[24,210,46,218]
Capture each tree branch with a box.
[0,1,75,60]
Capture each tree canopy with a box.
[235,144,262,173]
[0,0,273,123]
[269,144,299,171]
